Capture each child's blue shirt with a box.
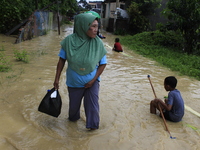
[58,48,107,87]
[167,89,184,122]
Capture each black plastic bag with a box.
[38,88,62,117]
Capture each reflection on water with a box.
[0,24,200,150]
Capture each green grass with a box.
[0,46,47,73]
[0,52,12,72]
[13,49,29,63]
[0,45,5,51]
[120,30,200,80]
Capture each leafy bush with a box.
[162,0,200,54]
[0,52,12,72]
[0,45,5,51]
[126,2,149,34]
[124,30,183,51]
[114,29,127,35]
[120,31,200,80]
[13,49,29,63]
[126,0,161,34]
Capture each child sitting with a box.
[112,38,123,52]
[150,76,184,122]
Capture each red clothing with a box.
[114,42,123,52]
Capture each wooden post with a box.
[57,14,60,35]
[57,0,60,35]
[114,0,120,32]
[35,0,38,9]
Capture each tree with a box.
[0,0,78,34]
[126,0,161,34]
[162,0,200,54]
[126,0,162,16]
[0,0,34,34]
[127,2,149,34]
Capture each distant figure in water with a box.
[112,38,123,52]
[150,76,184,122]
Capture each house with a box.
[101,0,128,32]
[88,1,102,14]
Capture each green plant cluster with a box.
[0,52,12,72]
[13,49,29,63]
[136,30,184,50]
[0,46,48,72]
[120,31,200,80]
[114,29,127,36]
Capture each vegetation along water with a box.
[120,30,200,81]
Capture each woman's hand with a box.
[84,64,106,88]
[84,80,95,88]
[54,80,59,90]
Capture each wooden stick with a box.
[147,75,157,98]
[147,75,175,139]
[158,104,173,138]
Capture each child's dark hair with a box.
[164,76,177,88]
[115,38,120,42]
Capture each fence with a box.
[15,11,57,44]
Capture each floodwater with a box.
[0,24,200,150]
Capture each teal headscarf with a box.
[61,13,107,75]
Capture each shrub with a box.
[0,45,5,51]
[114,28,127,35]
[13,49,29,63]
[120,31,200,80]
[0,52,12,72]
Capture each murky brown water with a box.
[0,24,200,150]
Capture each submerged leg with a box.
[84,81,100,130]
[68,87,84,121]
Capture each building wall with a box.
[106,2,125,18]
[102,2,125,31]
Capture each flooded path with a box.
[0,24,200,150]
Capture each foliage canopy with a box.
[0,0,78,34]
[162,0,200,54]
[126,0,161,34]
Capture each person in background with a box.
[96,16,106,39]
[53,13,107,130]
[150,76,184,122]
[112,38,123,52]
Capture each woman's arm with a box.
[53,57,66,89]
